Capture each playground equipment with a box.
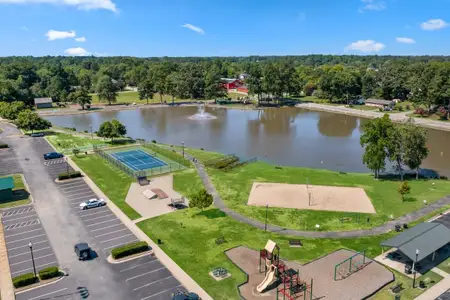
[257,264,277,292]
[258,240,281,293]
[334,250,370,281]
[276,268,313,300]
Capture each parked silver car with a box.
[79,198,106,210]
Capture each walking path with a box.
[180,151,450,238]
[415,275,450,300]
[297,103,450,132]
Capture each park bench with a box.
[289,239,303,247]
[212,267,228,278]
[390,283,403,293]
[215,236,226,245]
[137,176,149,186]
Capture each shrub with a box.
[437,106,448,120]
[58,171,82,180]
[378,107,383,112]
[398,106,404,112]
[83,130,88,133]
[151,140,157,143]
[406,104,411,110]
[111,241,149,259]
[72,149,80,156]
[189,189,213,210]
[38,267,60,280]
[415,107,427,117]
[12,273,37,288]
[0,144,8,149]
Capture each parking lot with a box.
[1,205,58,277]
[433,213,450,228]
[0,146,22,176]
[112,255,187,300]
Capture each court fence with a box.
[93,145,185,179]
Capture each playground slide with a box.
[257,266,276,293]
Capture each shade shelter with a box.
[380,222,450,270]
[0,177,14,202]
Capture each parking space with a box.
[112,255,186,300]
[0,147,22,176]
[437,289,450,300]
[1,205,58,277]
[433,214,450,228]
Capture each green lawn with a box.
[71,154,141,220]
[171,145,224,163]
[0,174,31,209]
[208,161,450,231]
[91,91,195,105]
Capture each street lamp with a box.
[89,124,93,140]
[265,204,268,232]
[181,141,185,158]
[413,249,419,288]
[64,157,70,175]
[28,242,37,278]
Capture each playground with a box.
[247,182,376,214]
[225,240,393,300]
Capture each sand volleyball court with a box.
[248,182,376,214]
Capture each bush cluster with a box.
[58,171,82,180]
[12,273,37,288]
[211,156,239,169]
[111,241,149,259]
[0,143,8,148]
[38,267,60,280]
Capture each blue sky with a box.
[0,0,448,57]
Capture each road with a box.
[0,123,185,300]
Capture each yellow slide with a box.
[257,265,277,293]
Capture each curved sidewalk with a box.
[188,153,450,238]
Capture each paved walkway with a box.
[415,275,450,300]
[179,151,450,238]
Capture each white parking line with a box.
[79,209,109,218]
[9,247,51,258]
[7,234,46,244]
[2,213,37,223]
[5,227,43,238]
[12,261,57,275]
[100,233,134,244]
[119,259,158,272]
[67,193,97,201]
[83,213,114,223]
[133,276,174,291]
[104,239,139,250]
[65,190,94,198]
[140,285,182,300]
[61,185,86,192]
[8,240,47,251]
[95,228,128,238]
[59,180,83,188]
[10,253,54,266]
[90,223,123,232]
[27,288,68,300]
[86,219,119,227]
[126,267,166,282]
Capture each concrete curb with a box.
[106,251,154,264]
[0,222,15,300]
[66,156,213,300]
[15,273,67,295]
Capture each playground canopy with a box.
[380,222,450,262]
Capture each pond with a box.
[45,106,450,177]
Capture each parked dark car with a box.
[74,243,91,260]
[43,152,64,160]
[30,132,44,137]
[172,292,200,300]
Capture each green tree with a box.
[386,126,405,181]
[188,189,213,210]
[360,114,394,178]
[137,78,155,105]
[15,110,51,133]
[71,88,92,110]
[403,120,429,179]
[247,64,263,102]
[0,101,26,120]
[96,75,118,105]
[97,119,127,143]
[204,65,226,100]
[72,148,80,157]
[398,181,411,202]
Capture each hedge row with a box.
[212,156,239,169]
[111,241,149,259]
[0,143,8,149]
[38,266,60,280]
[12,273,37,288]
[142,143,191,167]
[58,171,82,180]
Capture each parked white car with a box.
[79,198,106,210]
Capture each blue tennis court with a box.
[109,149,167,171]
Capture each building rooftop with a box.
[366,99,393,105]
[0,177,14,190]
[34,97,53,104]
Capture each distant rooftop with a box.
[366,99,393,105]
[0,177,14,190]
[34,97,53,104]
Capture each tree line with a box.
[0,55,450,110]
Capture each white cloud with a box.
[181,23,205,35]
[75,36,86,42]
[359,0,386,12]
[345,40,385,53]
[420,19,448,31]
[64,47,90,56]
[46,29,76,41]
[396,37,415,44]
[0,0,117,12]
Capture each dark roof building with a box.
[0,177,14,202]
[381,222,450,262]
[365,99,394,107]
[34,97,53,109]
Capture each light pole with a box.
[64,157,70,175]
[265,204,268,232]
[28,242,37,278]
[182,141,185,158]
[413,249,419,288]
[90,124,93,140]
